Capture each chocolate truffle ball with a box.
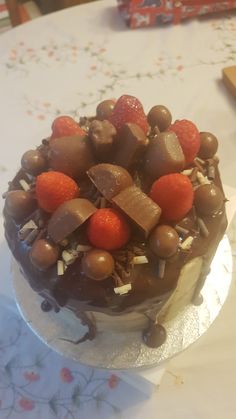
[147,105,172,131]
[96,100,115,121]
[149,225,179,259]
[198,132,218,159]
[49,135,94,179]
[30,239,59,271]
[82,249,115,281]
[5,190,36,221]
[21,150,47,176]
[143,323,166,348]
[194,184,224,215]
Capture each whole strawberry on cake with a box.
[3,95,227,348]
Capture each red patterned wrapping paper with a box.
[117,0,236,28]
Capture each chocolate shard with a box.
[112,185,161,237]
[89,119,117,161]
[48,199,97,243]
[87,163,133,200]
[145,131,185,179]
[114,123,149,168]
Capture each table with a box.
[0,1,236,417]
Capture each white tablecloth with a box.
[0,1,236,417]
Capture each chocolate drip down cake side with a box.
[3,95,227,349]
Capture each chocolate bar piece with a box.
[87,163,133,200]
[48,199,97,243]
[145,131,185,179]
[89,120,117,161]
[112,185,161,237]
[114,123,149,168]
[222,66,236,99]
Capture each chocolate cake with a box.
[3,95,227,348]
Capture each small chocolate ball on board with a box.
[143,322,167,348]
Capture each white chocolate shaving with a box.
[19,220,37,232]
[57,260,65,276]
[195,156,205,165]
[197,171,210,185]
[114,283,132,295]
[62,250,77,265]
[132,256,148,264]
[180,236,194,250]
[181,169,193,176]
[76,244,92,252]
[19,179,30,191]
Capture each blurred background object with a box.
[2,0,95,31]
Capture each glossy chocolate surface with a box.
[3,113,227,319]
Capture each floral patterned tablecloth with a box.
[0,1,236,418]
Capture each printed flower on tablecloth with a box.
[108,374,119,389]
[60,367,74,383]
[19,398,35,411]
[23,371,40,382]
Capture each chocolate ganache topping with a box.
[3,95,227,348]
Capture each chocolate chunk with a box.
[48,198,97,243]
[49,135,94,179]
[112,185,161,237]
[4,190,36,221]
[21,150,47,176]
[87,163,133,200]
[30,239,59,271]
[149,225,179,259]
[145,131,185,179]
[89,120,116,161]
[114,123,149,168]
[194,184,224,216]
[82,249,115,280]
[198,132,218,159]
[143,322,166,348]
[147,105,172,131]
[96,99,115,120]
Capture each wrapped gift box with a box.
[118,0,236,28]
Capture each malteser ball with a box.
[147,105,172,131]
[5,190,36,220]
[149,225,179,259]
[96,100,115,121]
[21,150,47,176]
[198,132,218,159]
[194,184,224,215]
[143,323,166,348]
[82,249,115,281]
[30,239,59,271]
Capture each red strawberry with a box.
[87,208,130,250]
[168,119,200,165]
[51,116,85,139]
[150,173,193,221]
[109,95,149,134]
[36,171,79,213]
